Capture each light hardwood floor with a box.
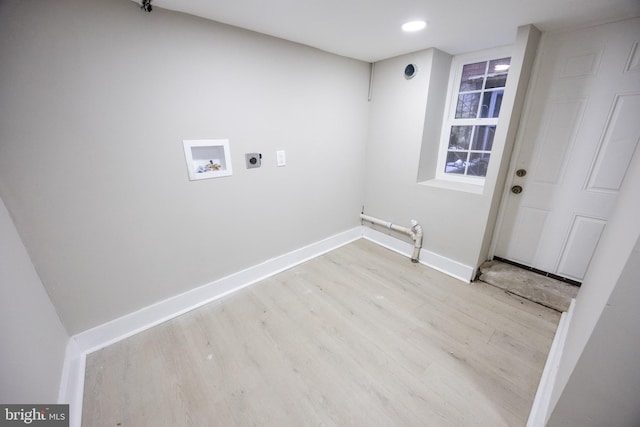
[82,239,560,426]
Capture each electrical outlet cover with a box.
[245,153,262,169]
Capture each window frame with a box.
[435,46,512,185]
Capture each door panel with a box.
[586,94,640,192]
[495,18,640,282]
[509,207,549,264]
[556,216,606,279]
[531,99,585,185]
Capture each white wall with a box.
[0,197,69,403]
[2,1,637,417]
[546,144,640,426]
[364,27,539,274]
[364,47,483,265]
[0,0,370,334]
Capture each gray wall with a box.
[0,0,370,334]
[364,47,483,263]
[2,0,637,417]
[363,27,539,272]
[0,197,69,403]
[546,147,640,426]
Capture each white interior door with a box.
[494,18,640,282]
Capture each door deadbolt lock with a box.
[511,185,523,194]
[516,169,527,177]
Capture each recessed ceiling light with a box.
[402,20,427,32]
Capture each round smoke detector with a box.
[404,63,418,79]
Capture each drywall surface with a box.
[546,145,640,426]
[548,238,640,426]
[363,31,537,272]
[416,48,453,182]
[0,0,369,333]
[364,48,490,267]
[0,197,69,403]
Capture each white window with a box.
[436,48,511,183]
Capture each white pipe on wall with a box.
[360,213,423,263]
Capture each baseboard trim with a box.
[59,226,361,427]
[526,298,576,427]
[59,225,477,427]
[58,337,84,427]
[361,226,475,282]
[73,227,361,354]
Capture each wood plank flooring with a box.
[82,239,560,427]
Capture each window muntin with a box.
[439,54,511,180]
[445,125,495,176]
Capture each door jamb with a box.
[487,33,547,260]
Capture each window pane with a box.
[479,90,504,118]
[488,57,511,74]
[471,125,496,151]
[467,153,490,177]
[486,58,510,89]
[445,151,468,174]
[441,56,510,179]
[485,73,508,89]
[459,61,486,91]
[455,93,480,119]
[449,126,472,150]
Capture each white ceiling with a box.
[150,0,640,62]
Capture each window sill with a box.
[418,178,484,194]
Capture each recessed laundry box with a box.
[183,139,232,180]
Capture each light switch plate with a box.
[276,150,286,167]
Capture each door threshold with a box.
[492,256,582,287]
